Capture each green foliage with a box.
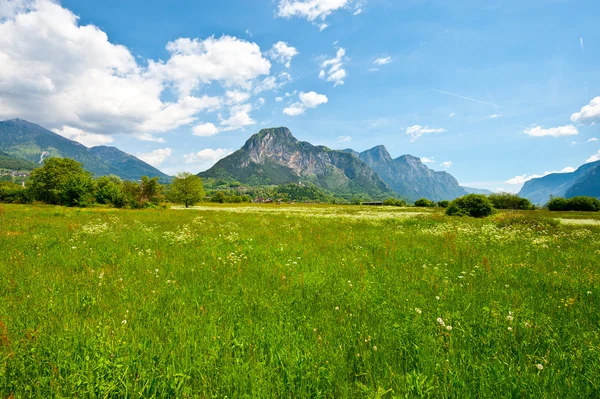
[436,200,450,208]
[383,198,407,207]
[29,157,94,206]
[211,191,226,203]
[547,196,600,212]
[0,151,36,170]
[488,192,533,210]
[95,175,126,208]
[446,194,495,218]
[168,172,205,208]
[414,198,435,207]
[0,182,33,204]
[494,213,560,230]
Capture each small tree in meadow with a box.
[446,194,495,218]
[168,172,205,208]
[29,157,94,206]
[414,198,434,207]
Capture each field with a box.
[0,204,599,398]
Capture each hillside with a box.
[199,127,394,199]
[0,150,37,170]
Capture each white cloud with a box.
[449,113,456,117]
[136,133,166,143]
[277,0,356,22]
[320,47,347,86]
[588,138,598,142]
[405,125,447,141]
[225,90,251,104]
[0,1,278,139]
[183,148,233,164]
[299,91,328,108]
[488,113,502,119]
[53,126,113,148]
[192,122,219,137]
[373,56,392,66]
[220,104,256,132]
[440,161,452,169]
[318,23,329,31]
[587,150,600,163]
[337,135,352,143]
[368,68,379,72]
[353,8,363,15]
[254,72,292,94]
[283,103,306,116]
[421,157,435,163]
[275,96,283,102]
[571,97,600,124]
[523,125,579,137]
[267,41,299,68]
[138,148,172,167]
[580,37,584,52]
[505,167,576,185]
[283,91,328,116]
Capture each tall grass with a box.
[0,204,598,397]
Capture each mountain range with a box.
[519,160,600,205]
[200,127,468,201]
[0,119,170,182]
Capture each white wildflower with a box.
[415,308,422,314]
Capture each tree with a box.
[446,194,495,218]
[95,175,126,207]
[29,157,93,206]
[437,200,450,208]
[211,191,226,203]
[168,172,205,208]
[140,176,163,205]
[488,192,533,210]
[414,198,434,207]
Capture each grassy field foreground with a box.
[0,204,599,397]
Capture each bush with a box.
[488,192,533,210]
[383,198,407,207]
[547,196,600,212]
[211,191,226,203]
[225,195,243,203]
[414,198,434,207]
[446,194,495,218]
[436,200,450,208]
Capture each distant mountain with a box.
[519,161,600,205]
[0,119,170,182]
[346,145,466,202]
[0,150,37,171]
[199,127,394,199]
[462,187,493,195]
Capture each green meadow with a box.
[0,204,599,398]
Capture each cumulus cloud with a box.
[267,41,299,68]
[421,157,435,163]
[505,167,576,185]
[571,97,600,124]
[587,150,600,163]
[53,126,113,148]
[283,91,328,116]
[337,135,352,143]
[405,125,447,141]
[138,148,173,167]
[192,122,219,137]
[588,137,598,142]
[373,56,392,66]
[353,8,363,15]
[183,148,233,164]
[136,133,166,143]
[0,1,277,140]
[440,161,452,169]
[276,0,357,22]
[522,125,579,137]
[319,47,347,86]
[219,104,256,132]
[254,72,292,94]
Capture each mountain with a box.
[462,187,493,195]
[350,146,466,202]
[0,119,170,181]
[519,161,600,205]
[0,150,37,171]
[199,127,394,199]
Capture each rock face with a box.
[0,119,170,181]
[199,127,394,198]
[462,187,493,195]
[354,146,466,202]
[519,160,600,205]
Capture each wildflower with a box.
[446,325,453,331]
[121,320,127,325]
[525,322,531,328]
[588,291,593,295]
[335,306,339,311]
[415,308,422,314]
[373,346,377,351]
[155,269,159,273]
[508,327,513,331]
[437,318,445,326]
[507,315,513,321]
[536,364,544,370]
[435,296,440,300]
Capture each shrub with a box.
[547,196,600,212]
[225,195,243,203]
[488,192,533,210]
[446,194,495,218]
[211,191,226,203]
[414,198,434,207]
[547,197,569,211]
[436,200,450,208]
[383,198,407,207]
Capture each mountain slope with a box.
[462,187,493,195]
[199,127,394,199]
[0,119,169,181]
[519,161,600,204]
[355,146,466,202]
[0,150,37,170]
[565,163,600,199]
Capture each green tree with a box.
[211,191,226,203]
[414,198,434,207]
[446,194,495,218]
[95,175,126,207]
[168,172,205,208]
[29,157,93,206]
[488,192,533,210]
[140,176,163,205]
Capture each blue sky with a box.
[1,0,599,192]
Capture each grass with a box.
[0,203,599,398]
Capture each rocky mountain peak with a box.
[361,145,392,163]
